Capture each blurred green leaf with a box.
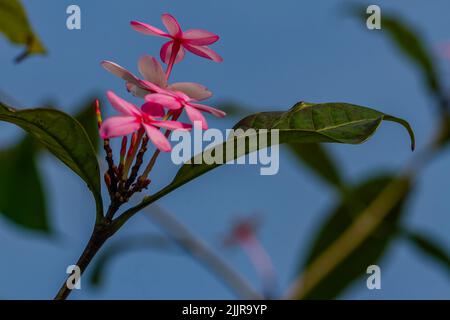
[401,229,450,275]
[0,102,103,219]
[74,100,100,153]
[0,0,46,62]
[382,15,440,94]
[352,7,440,95]
[287,143,344,190]
[300,175,410,299]
[0,136,49,231]
[217,101,252,118]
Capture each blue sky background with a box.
[0,0,449,299]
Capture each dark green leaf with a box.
[0,102,103,219]
[0,136,49,231]
[116,102,414,227]
[351,7,440,95]
[74,100,100,153]
[287,143,344,190]
[220,101,346,190]
[155,102,413,200]
[0,0,46,62]
[401,229,450,275]
[299,175,411,299]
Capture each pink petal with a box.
[130,21,170,37]
[145,93,182,110]
[100,116,141,139]
[189,102,226,118]
[143,123,172,152]
[171,90,191,101]
[138,80,165,93]
[126,82,151,98]
[183,29,219,45]
[101,61,140,85]
[161,13,182,37]
[168,82,212,101]
[183,44,223,62]
[106,91,142,117]
[160,41,186,64]
[152,120,192,130]
[184,104,208,130]
[138,55,167,87]
[141,101,165,118]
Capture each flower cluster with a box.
[100,13,225,151]
[97,13,225,202]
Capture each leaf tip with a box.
[384,115,415,152]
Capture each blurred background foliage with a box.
[0,0,448,299]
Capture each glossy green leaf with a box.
[0,102,103,218]
[167,102,413,196]
[287,143,344,190]
[401,229,450,275]
[0,136,49,231]
[219,101,346,189]
[0,0,46,62]
[299,175,411,299]
[117,102,414,226]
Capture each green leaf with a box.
[74,100,100,153]
[217,101,252,118]
[287,143,344,190]
[0,102,103,219]
[165,102,413,198]
[299,175,411,299]
[401,229,450,275]
[351,7,440,95]
[116,102,414,228]
[220,102,346,190]
[0,136,49,232]
[0,0,46,62]
[382,15,440,94]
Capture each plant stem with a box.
[54,222,113,300]
[54,200,123,300]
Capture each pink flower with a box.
[144,89,226,130]
[100,91,191,152]
[131,13,223,65]
[101,56,212,101]
[223,215,277,298]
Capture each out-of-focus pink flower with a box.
[101,57,212,100]
[144,89,226,130]
[223,215,277,298]
[131,13,223,65]
[438,42,450,60]
[100,91,191,152]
